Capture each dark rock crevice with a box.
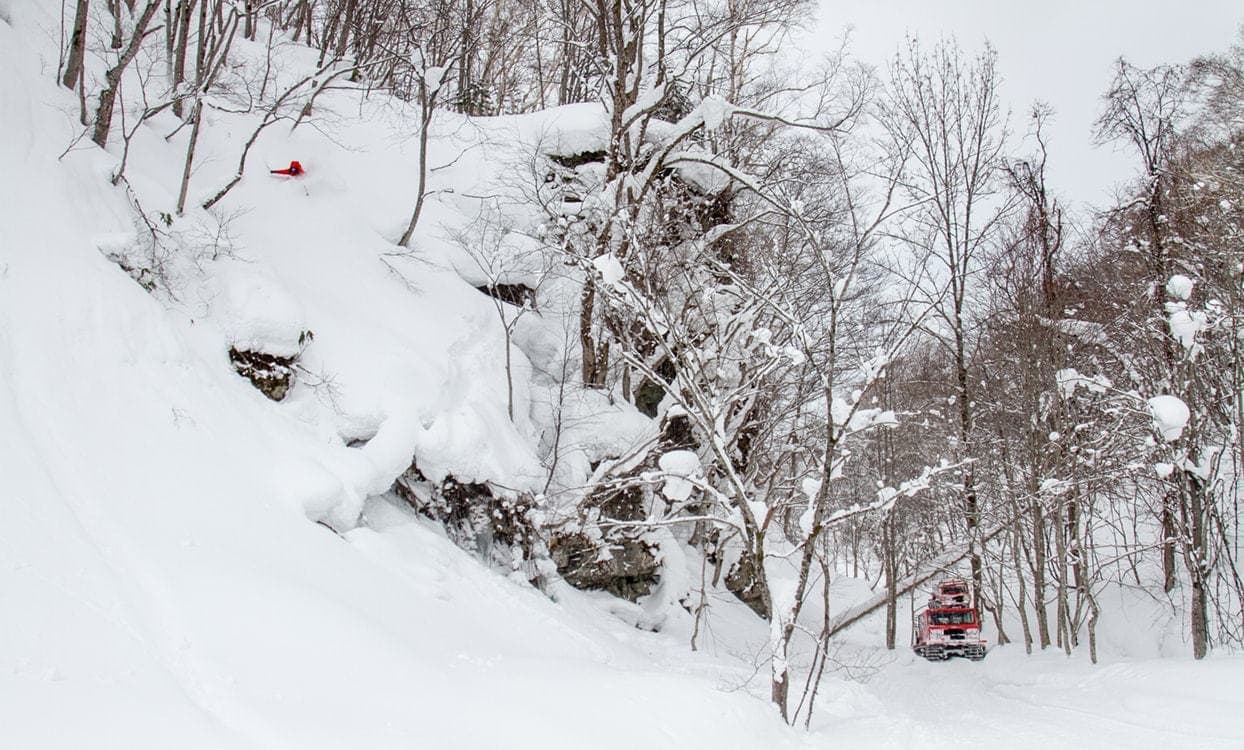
[549,532,659,602]
[393,465,542,575]
[229,347,296,401]
[475,282,536,309]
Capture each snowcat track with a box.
[914,643,986,662]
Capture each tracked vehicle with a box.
[913,579,987,661]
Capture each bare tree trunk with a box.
[398,90,433,247]
[195,0,209,82]
[457,0,475,108]
[503,325,515,420]
[1032,499,1051,648]
[290,0,305,42]
[886,41,1006,605]
[690,544,709,651]
[1067,494,1083,649]
[316,2,340,67]
[1147,184,1180,597]
[108,0,123,48]
[176,99,202,214]
[955,348,984,597]
[1162,493,1178,593]
[335,0,357,59]
[164,0,175,70]
[985,555,1011,646]
[1014,516,1033,653]
[1185,473,1210,658]
[62,0,90,89]
[1054,497,1071,655]
[244,0,255,40]
[579,278,599,386]
[77,52,90,125]
[1086,585,1100,664]
[557,0,572,104]
[883,517,897,650]
[92,0,161,149]
[171,0,195,118]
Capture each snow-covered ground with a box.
[1,2,1242,747]
[825,649,1244,748]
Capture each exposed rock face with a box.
[659,411,695,451]
[549,532,660,602]
[549,478,662,602]
[726,552,769,619]
[384,414,692,606]
[633,378,665,418]
[546,150,607,170]
[393,466,540,574]
[549,461,664,602]
[631,351,678,419]
[475,282,536,309]
[106,251,158,292]
[548,409,704,603]
[541,150,607,224]
[228,347,295,401]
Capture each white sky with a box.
[800,0,1244,210]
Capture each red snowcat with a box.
[913,579,987,661]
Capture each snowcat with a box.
[913,579,987,661]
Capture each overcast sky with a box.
[800,0,1244,210]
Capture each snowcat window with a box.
[931,612,975,625]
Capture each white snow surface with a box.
[592,252,626,285]
[211,261,308,356]
[1167,301,1208,352]
[1148,394,1191,442]
[1,4,1243,748]
[699,95,732,132]
[657,449,701,502]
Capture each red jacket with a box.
[271,160,303,176]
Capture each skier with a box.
[270,160,303,177]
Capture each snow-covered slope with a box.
[2,2,1243,748]
[0,5,799,748]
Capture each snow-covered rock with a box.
[592,252,626,285]
[657,449,701,502]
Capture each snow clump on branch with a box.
[1148,394,1190,442]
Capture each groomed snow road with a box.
[813,647,1244,749]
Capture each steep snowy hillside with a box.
[0,4,799,747]
[2,2,1243,749]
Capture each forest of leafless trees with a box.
[61,0,1244,725]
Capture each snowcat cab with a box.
[930,579,970,607]
[913,580,987,661]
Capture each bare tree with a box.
[452,208,554,420]
[881,36,1012,603]
[1095,59,1187,595]
[397,0,471,246]
[62,0,91,89]
[92,0,163,148]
